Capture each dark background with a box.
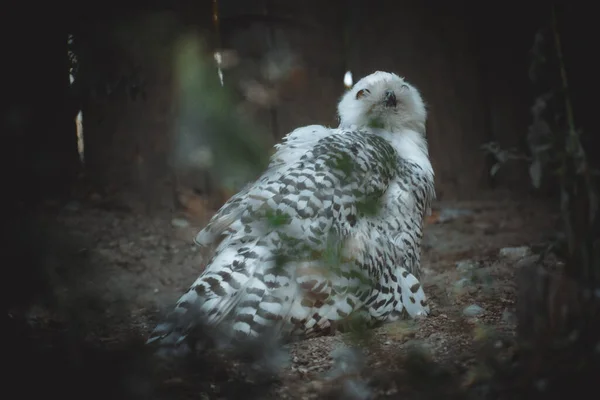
[3,1,597,399]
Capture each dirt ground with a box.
[9,190,561,399]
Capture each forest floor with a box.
[8,190,561,400]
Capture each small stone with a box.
[514,254,539,268]
[499,246,531,261]
[501,308,516,325]
[453,278,478,295]
[456,260,477,273]
[171,217,190,228]
[455,278,471,289]
[463,304,485,317]
[437,208,474,223]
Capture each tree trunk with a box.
[4,7,80,207]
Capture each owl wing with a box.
[148,129,402,346]
[193,125,335,250]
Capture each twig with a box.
[551,4,598,282]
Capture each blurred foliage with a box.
[16,4,600,399]
[482,6,599,281]
[172,34,271,192]
[69,11,273,197]
[478,6,600,399]
[529,8,598,282]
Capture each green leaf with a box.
[326,152,355,177]
[356,195,381,216]
[265,209,291,227]
[368,118,385,129]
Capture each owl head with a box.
[337,71,426,134]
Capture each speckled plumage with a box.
[148,71,435,348]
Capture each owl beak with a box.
[384,90,397,108]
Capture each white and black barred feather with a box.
[148,71,435,349]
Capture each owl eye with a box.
[400,84,409,91]
[355,88,370,99]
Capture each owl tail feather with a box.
[397,267,429,318]
[145,306,217,359]
[146,238,280,354]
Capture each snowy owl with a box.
[148,71,435,349]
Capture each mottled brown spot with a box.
[346,214,357,227]
[300,279,319,292]
[301,298,314,307]
[297,266,326,276]
[218,271,241,289]
[205,277,227,296]
[194,284,206,296]
[402,270,409,278]
[240,299,260,309]
[313,280,328,293]
[265,280,281,289]
[410,282,421,293]
[310,250,323,260]
[409,296,416,304]
[262,295,282,305]
[374,299,386,309]
[257,308,280,321]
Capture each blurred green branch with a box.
[172,34,271,192]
